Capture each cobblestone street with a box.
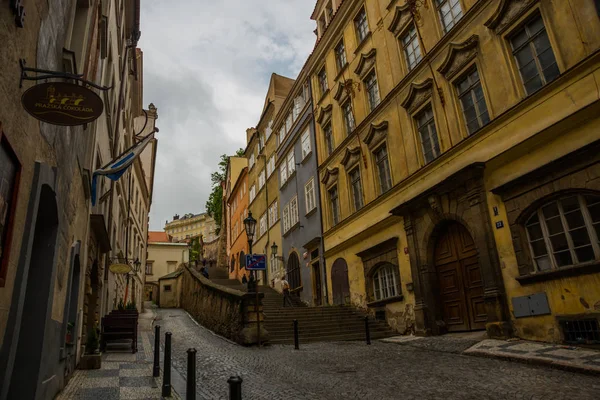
[155,309,600,400]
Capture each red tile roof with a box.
[148,231,171,243]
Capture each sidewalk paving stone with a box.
[465,339,600,375]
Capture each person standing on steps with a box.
[282,276,293,307]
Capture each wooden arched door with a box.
[331,258,350,305]
[434,222,487,332]
[286,252,302,291]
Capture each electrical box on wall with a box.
[512,292,551,318]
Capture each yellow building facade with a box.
[307,0,600,342]
[246,74,295,285]
[164,212,218,243]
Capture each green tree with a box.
[206,149,245,235]
[189,236,202,263]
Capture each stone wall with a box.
[180,267,267,345]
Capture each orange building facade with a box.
[227,164,250,281]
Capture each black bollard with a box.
[186,348,196,400]
[153,325,160,377]
[227,375,243,400]
[162,332,172,397]
[293,319,299,350]
[365,316,371,345]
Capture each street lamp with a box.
[243,211,257,292]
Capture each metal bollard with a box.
[186,348,197,400]
[365,316,371,345]
[293,319,299,350]
[227,375,243,400]
[153,325,160,377]
[162,332,172,397]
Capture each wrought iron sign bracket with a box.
[9,0,25,28]
[19,59,113,91]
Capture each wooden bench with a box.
[100,315,138,353]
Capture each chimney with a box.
[174,214,179,220]
[246,127,256,145]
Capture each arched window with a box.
[525,194,600,271]
[230,256,235,272]
[372,263,401,301]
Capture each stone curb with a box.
[463,349,600,377]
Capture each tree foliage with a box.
[205,148,245,235]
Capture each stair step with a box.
[266,326,393,337]
[268,331,395,344]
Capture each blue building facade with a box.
[275,76,327,306]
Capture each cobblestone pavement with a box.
[57,306,177,400]
[155,308,600,400]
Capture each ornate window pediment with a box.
[340,146,361,169]
[387,4,412,37]
[333,80,353,104]
[437,35,479,80]
[363,121,388,150]
[354,48,377,79]
[400,79,433,114]
[316,104,333,125]
[321,167,339,186]
[485,0,539,35]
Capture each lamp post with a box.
[243,211,261,346]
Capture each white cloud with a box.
[139,0,316,230]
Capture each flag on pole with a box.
[91,131,155,206]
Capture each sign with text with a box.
[21,82,104,126]
[246,254,266,271]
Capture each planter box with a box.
[79,353,102,370]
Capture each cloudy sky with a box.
[139,0,316,230]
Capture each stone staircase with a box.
[204,266,397,345]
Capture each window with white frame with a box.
[301,128,311,159]
[456,67,490,135]
[249,184,256,203]
[510,14,559,96]
[278,126,286,146]
[249,153,255,170]
[294,95,306,120]
[401,24,422,71]
[354,7,369,43]
[364,70,380,111]
[287,151,296,177]
[289,196,299,227]
[436,0,463,33]
[259,212,268,237]
[268,201,278,227]
[416,106,441,164]
[267,155,275,178]
[342,101,355,135]
[318,67,328,96]
[305,178,316,214]
[525,194,600,271]
[282,204,290,232]
[335,39,347,71]
[258,169,266,190]
[372,263,401,301]
[286,111,293,132]
[280,163,288,186]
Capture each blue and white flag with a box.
[91,131,155,206]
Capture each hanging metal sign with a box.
[21,82,104,126]
[109,263,132,275]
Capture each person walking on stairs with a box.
[282,276,293,307]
